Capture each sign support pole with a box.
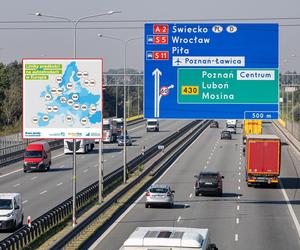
[98,140,103,203]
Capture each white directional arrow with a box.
[152,68,162,118]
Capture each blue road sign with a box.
[144,23,279,119]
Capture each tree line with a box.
[0,62,143,134]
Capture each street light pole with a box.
[97,35,142,183]
[35,11,121,227]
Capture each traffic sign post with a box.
[144,23,279,120]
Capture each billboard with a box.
[23,58,103,139]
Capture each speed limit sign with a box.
[160,86,169,96]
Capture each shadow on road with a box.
[280,177,300,189]
[48,167,73,172]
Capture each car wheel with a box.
[218,190,223,197]
[10,220,17,232]
[145,203,150,208]
[23,169,27,173]
[195,191,199,197]
[169,203,174,208]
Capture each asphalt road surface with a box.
[90,121,300,250]
[0,120,191,240]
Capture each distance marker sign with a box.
[144,23,279,120]
[23,59,103,139]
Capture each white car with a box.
[145,184,174,208]
[0,193,24,231]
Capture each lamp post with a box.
[98,34,142,183]
[35,10,121,227]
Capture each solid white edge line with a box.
[88,123,210,250]
[236,218,239,224]
[280,181,300,239]
[0,152,65,179]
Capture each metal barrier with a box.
[50,120,210,250]
[0,118,145,168]
[0,120,201,250]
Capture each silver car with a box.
[145,184,175,208]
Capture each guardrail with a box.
[51,120,210,250]
[0,120,201,250]
[0,118,145,168]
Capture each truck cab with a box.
[146,119,159,132]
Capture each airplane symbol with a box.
[174,58,182,65]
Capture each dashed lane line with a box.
[40,190,47,195]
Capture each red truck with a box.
[245,134,281,186]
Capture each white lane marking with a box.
[238,186,241,190]
[235,234,239,242]
[208,156,211,160]
[0,153,65,179]
[238,172,241,176]
[204,166,207,169]
[280,181,300,240]
[57,182,63,186]
[40,190,47,195]
[0,169,23,178]
[237,205,240,211]
[236,218,239,224]
[206,161,209,165]
[111,155,115,158]
[239,157,242,160]
[177,216,181,222]
[189,193,193,198]
[22,200,28,204]
[238,179,241,183]
[83,169,89,173]
[13,183,20,187]
[237,196,240,200]
[31,176,37,180]
[239,167,241,170]
[239,161,242,165]
[88,124,211,250]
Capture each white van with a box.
[0,193,24,231]
[119,227,218,250]
[146,119,159,132]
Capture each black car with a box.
[221,130,232,140]
[210,121,219,128]
[194,171,224,196]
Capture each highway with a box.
[90,121,300,250]
[0,120,191,240]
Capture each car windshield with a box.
[223,131,230,135]
[150,188,168,193]
[25,150,42,158]
[103,124,110,130]
[0,199,13,210]
[148,122,157,126]
[119,136,129,140]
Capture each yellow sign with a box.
[181,86,199,95]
